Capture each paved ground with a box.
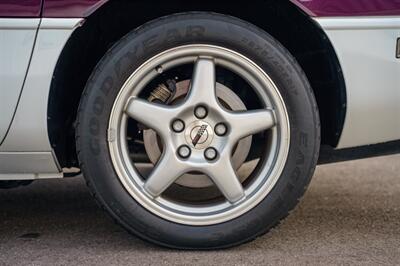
[0,155,399,265]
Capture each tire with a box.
[76,12,320,249]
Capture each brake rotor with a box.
[143,80,252,188]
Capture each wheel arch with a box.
[47,0,346,167]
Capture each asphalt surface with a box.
[0,155,399,265]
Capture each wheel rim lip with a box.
[108,44,290,225]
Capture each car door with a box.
[0,0,42,144]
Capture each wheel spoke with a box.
[206,156,245,203]
[144,148,186,197]
[125,97,175,135]
[186,58,218,107]
[227,109,276,142]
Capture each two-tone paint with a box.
[0,0,399,179]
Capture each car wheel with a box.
[76,12,320,249]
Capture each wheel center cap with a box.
[185,121,214,149]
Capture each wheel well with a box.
[48,0,346,167]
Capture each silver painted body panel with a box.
[0,18,83,180]
[315,17,400,148]
[0,152,62,178]
[0,18,83,152]
[0,19,39,144]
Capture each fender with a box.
[3,0,399,19]
[41,0,400,18]
[43,0,109,17]
[0,0,42,17]
[290,0,400,17]
[2,0,399,179]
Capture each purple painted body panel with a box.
[292,0,400,17]
[0,0,42,17]
[1,0,400,18]
[40,0,400,18]
[42,0,108,17]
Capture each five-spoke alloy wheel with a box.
[108,46,290,225]
[77,13,320,249]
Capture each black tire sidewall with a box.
[77,13,320,249]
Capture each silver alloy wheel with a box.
[142,81,253,188]
[108,45,290,225]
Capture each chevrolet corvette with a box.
[0,0,399,249]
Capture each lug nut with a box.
[171,119,185,133]
[214,123,228,136]
[204,147,218,161]
[194,106,208,119]
[178,145,191,159]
